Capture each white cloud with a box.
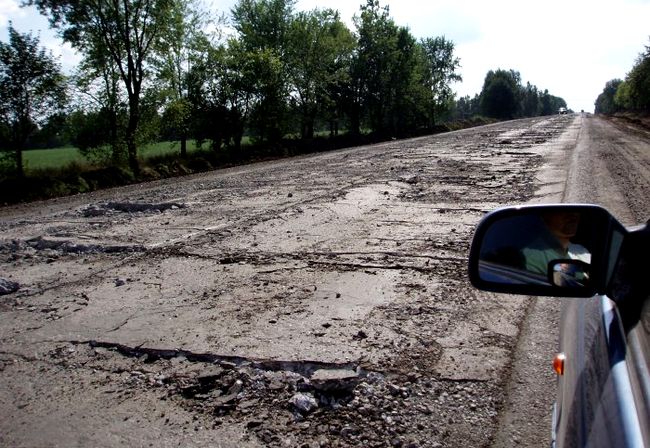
[396,0,650,112]
[0,0,23,27]
[0,3,82,73]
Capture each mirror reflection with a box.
[551,260,590,288]
[478,211,593,287]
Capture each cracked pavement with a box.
[0,115,595,447]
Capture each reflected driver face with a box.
[543,212,580,239]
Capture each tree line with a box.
[595,40,650,115]
[456,69,567,120]
[0,0,567,180]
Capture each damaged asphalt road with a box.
[1,115,581,447]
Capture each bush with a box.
[63,174,90,194]
[82,166,135,190]
[187,157,213,172]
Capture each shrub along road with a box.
[1,114,647,447]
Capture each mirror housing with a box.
[468,204,626,298]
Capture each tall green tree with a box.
[387,27,425,134]
[595,40,650,114]
[613,80,632,111]
[420,36,462,127]
[594,79,623,114]
[217,40,256,151]
[73,32,126,164]
[539,89,566,115]
[352,0,401,134]
[520,82,540,117]
[623,41,650,112]
[480,69,521,119]
[153,0,216,157]
[0,24,67,177]
[187,36,262,153]
[286,8,355,139]
[453,94,480,119]
[231,0,295,143]
[187,39,250,152]
[351,1,434,136]
[29,0,178,176]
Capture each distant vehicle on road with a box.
[468,204,649,448]
[559,107,568,114]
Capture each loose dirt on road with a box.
[1,114,637,448]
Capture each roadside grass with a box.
[139,139,204,159]
[23,146,92,173]
[22,140,203,174]
[610,112,650,131]
[3,121,490,205]
[22,137,258,174]
[15,116,495,176]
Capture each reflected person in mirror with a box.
[522,212,591,276]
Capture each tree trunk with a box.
[350,105,360,136]
[231,109,244,153]
[234,134,242,153]
[124,73,143,176]
[13,118,28,178]
[211,136,222,152]
[126,98,140,177]
[431,104,436,128]
[126,133,138,176]
[180,134,187,158]
[109,109,121,164]
[306,114,314,140]
[15,145,24,179]
[233,121,244,153]
[302,116,315,140]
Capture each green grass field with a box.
[22,146,87,172]
[21,138,260,174]
[22,140,206,174]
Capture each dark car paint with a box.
[553,296,646,447]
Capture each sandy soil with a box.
[1,114,648,447]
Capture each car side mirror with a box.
[468,204,626,298]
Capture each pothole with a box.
[81,202,185,217]
[6,237,147,254]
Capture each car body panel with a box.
[554,296,645,447]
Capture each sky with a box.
[1,0,649,113]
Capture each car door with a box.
[554,295,647,448]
